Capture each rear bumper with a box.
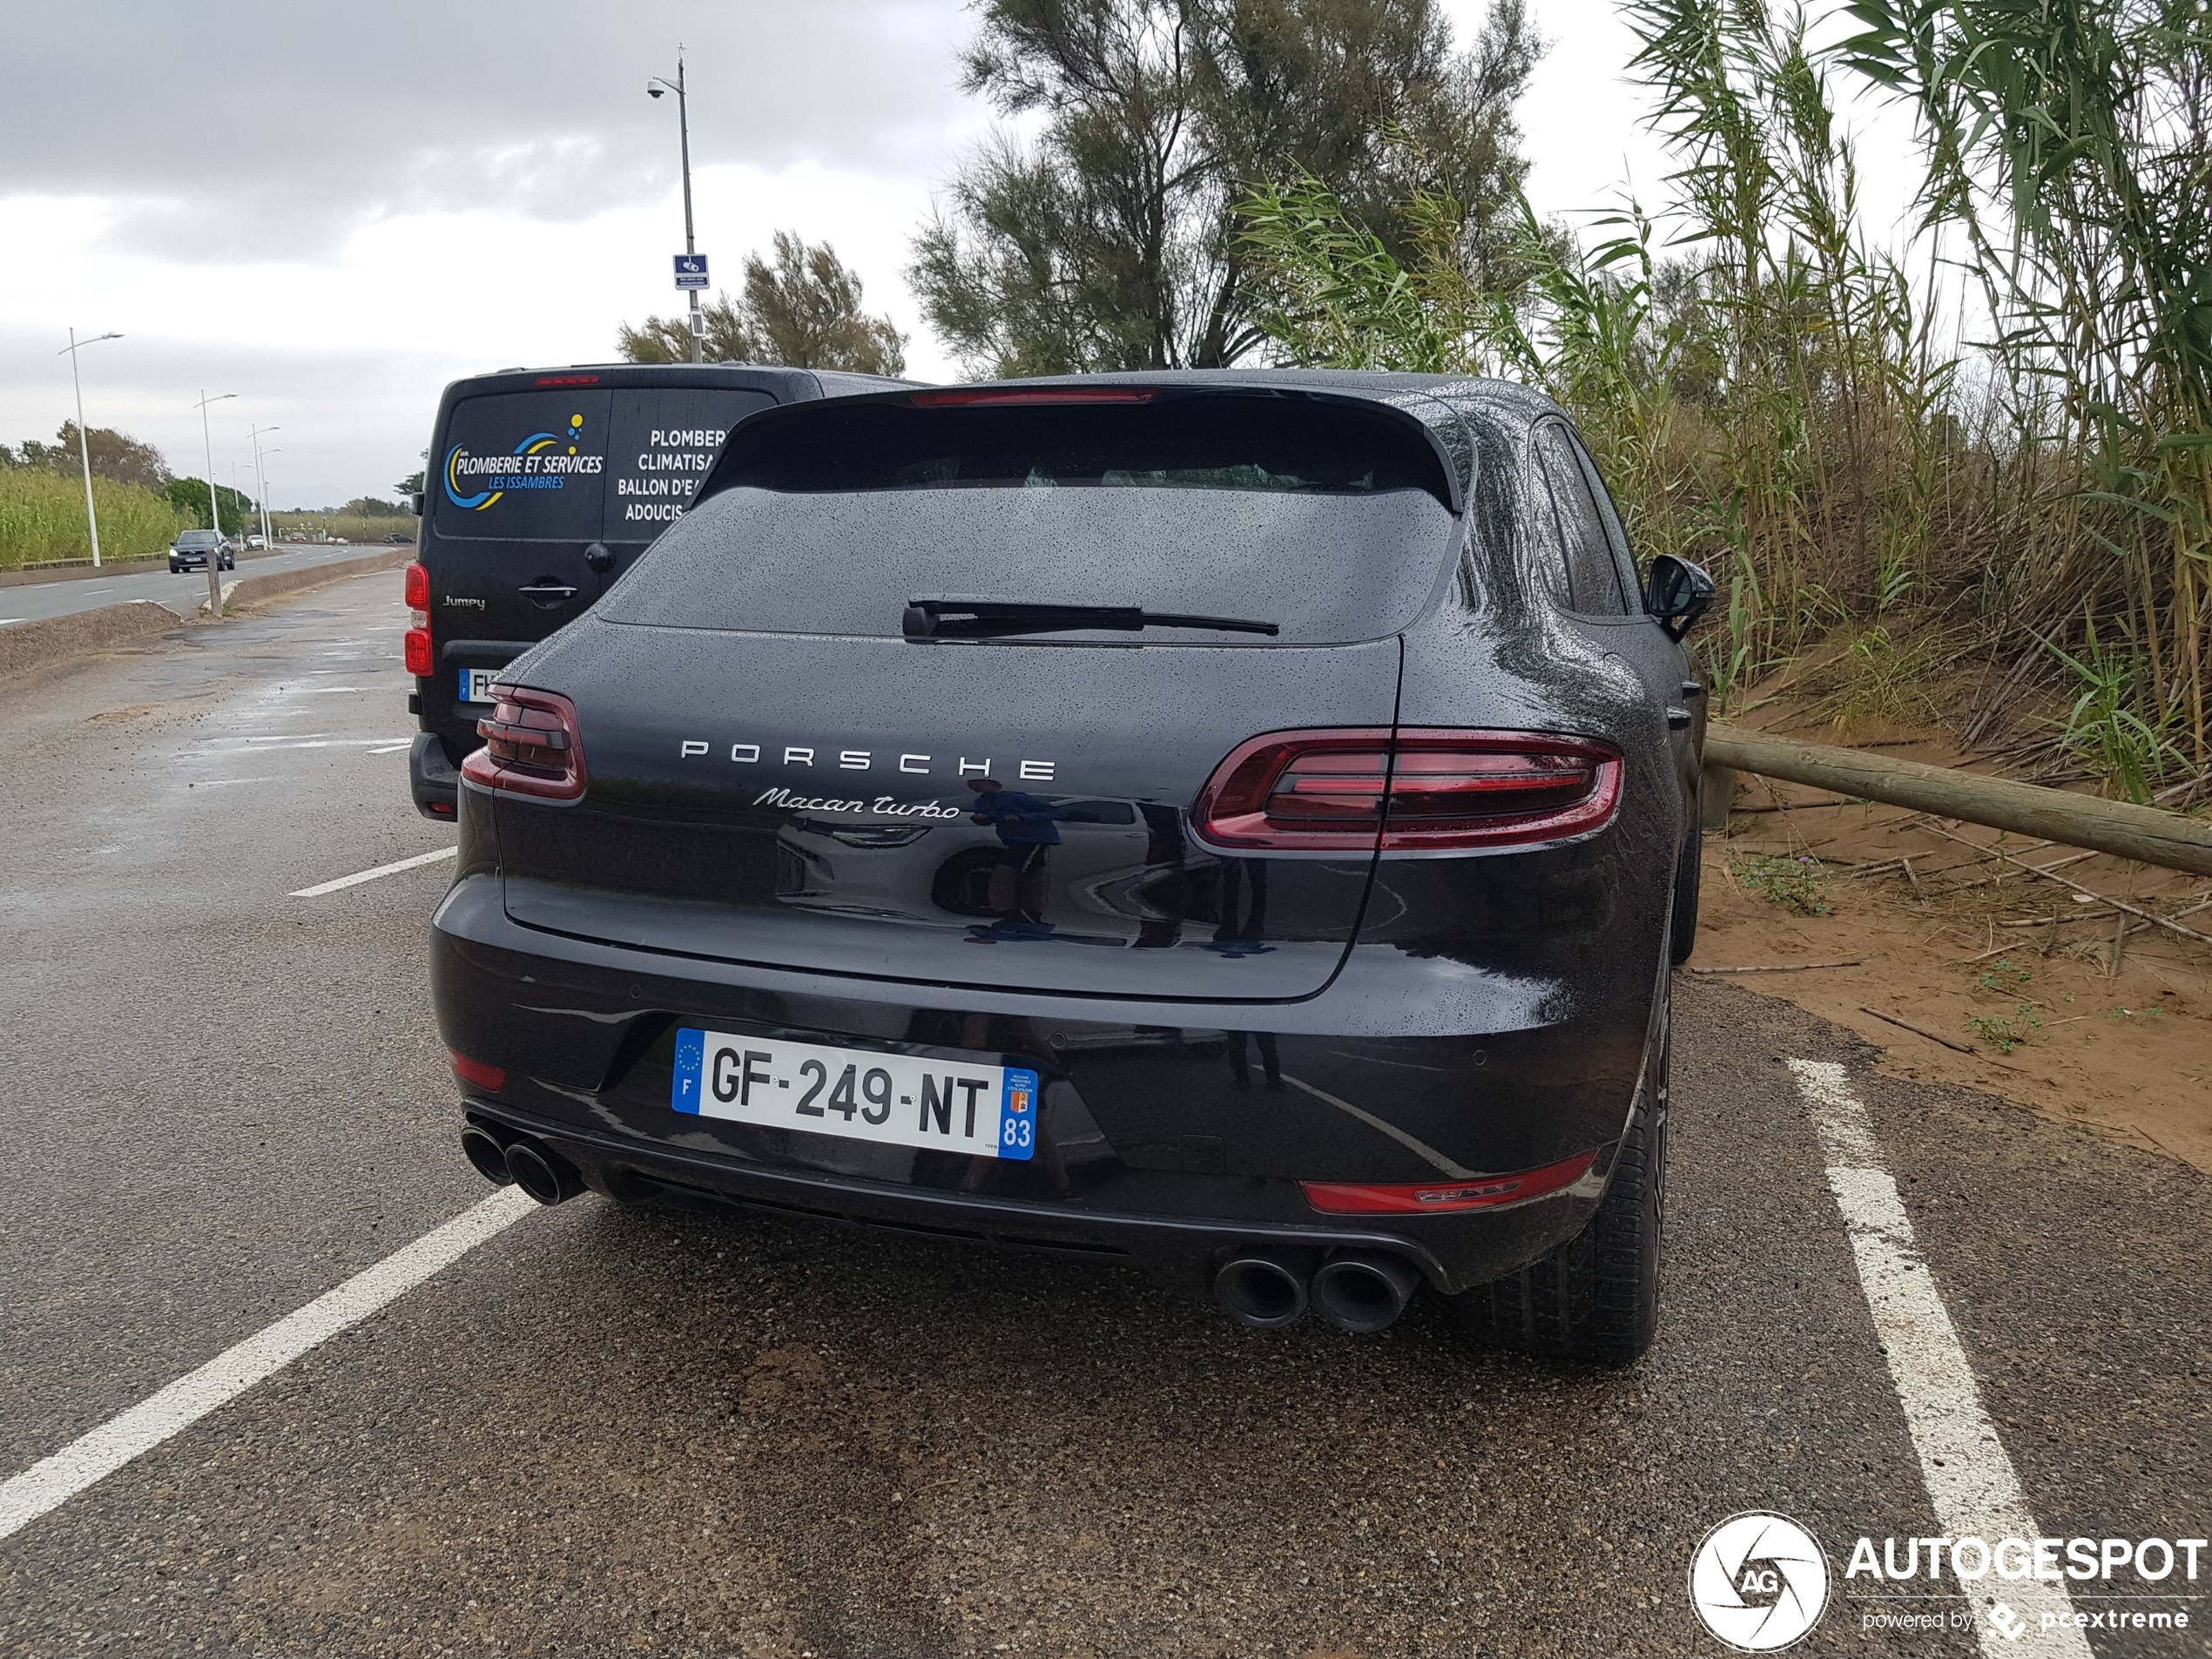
[431,873,1659,1295]
[463,1097,1510,1293]
[409,732,460,820]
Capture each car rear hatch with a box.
[486,387,1465,1003]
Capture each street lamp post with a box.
[259,448,281,545]
[57,329,123,568]
[247,424,279,550]
[647,49,703,364]
[194,389,237,617]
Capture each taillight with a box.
[1190,728,1622,853]
[460,685,587,801]
[402,561,429,610]
[450,1051,507,1092]
[1301,1149,1599,1214]
[403,627,433,677]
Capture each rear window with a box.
[432,385,775,543]
[714,394,1451,498]
[602,395,1461,646]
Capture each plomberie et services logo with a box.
[1690,1513,1831,1650]
[443,411,604,511]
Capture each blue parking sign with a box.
[673,254,709,290]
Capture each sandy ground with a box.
[1690,722,2212,1174]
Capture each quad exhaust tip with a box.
[1211,1248,1315,1329]
[1212,1246,1422,1333]
[1312,1251,1422,1334]
[461,1123,584,1206]
[460,1123,513,1187]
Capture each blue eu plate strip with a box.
[671,1027,705,1114]
[999,1066,1039,1161]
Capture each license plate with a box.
[671,1028,1038,1161]
[457,668,499,705]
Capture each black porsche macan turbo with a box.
[430,372,1714,1365]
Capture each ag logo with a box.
[1689,1512,1831,1650]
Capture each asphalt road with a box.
[0,543,401,626]
[0,576,2205,1656]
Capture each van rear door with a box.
[421,378,775,745]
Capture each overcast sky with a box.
[0,0,1925,508]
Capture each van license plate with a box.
[671,1028,1037,1161]
[457,668,499,705]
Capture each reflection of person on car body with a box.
[967,777,1064,921]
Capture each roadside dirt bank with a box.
[1689,717,2212,1174]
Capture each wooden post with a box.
[1703,726,2212,877]
[1701,765,1736,831]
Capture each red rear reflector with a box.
[461,685,588,801]
[910,388,1156,407]
[536,374,600,387]
[450,1051,507,1092]
[403,626,433,678]
[402,562,429,610]
[1301,1150,1599,1214]
[1190,728,1622,853]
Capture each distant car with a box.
[168,529,235,574]
[382,531,412,544]
[285,532,308,543]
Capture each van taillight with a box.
[460,686,588,802]
[403,628,433,677]
[402,562,429,610]
[1190,728,1622,853]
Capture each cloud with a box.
[0,3,992,501]
[0,0,978,252]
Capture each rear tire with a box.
[1668,811,1702,965]
[1457,1000,1669,1366]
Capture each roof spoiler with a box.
[696,383,1466,514]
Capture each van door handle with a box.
[1666,705,1695,729]
[517,583,578,600]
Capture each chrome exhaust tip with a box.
[459,1123,513,1187]
[1211,1249,1313,1329]
[1312,1251,1422,1334]
[502,1136,585,1206]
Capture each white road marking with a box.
[179,737,408,759]
[1788,1059,2091,1657]
[1279,1071,1474,1177]
[290,844,456,896]
[0,1188,535,1542]
[368,741,413,755]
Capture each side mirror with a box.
[409,491,425,517]
[1645,555,1715,642]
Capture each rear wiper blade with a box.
[903,598,1279,640]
